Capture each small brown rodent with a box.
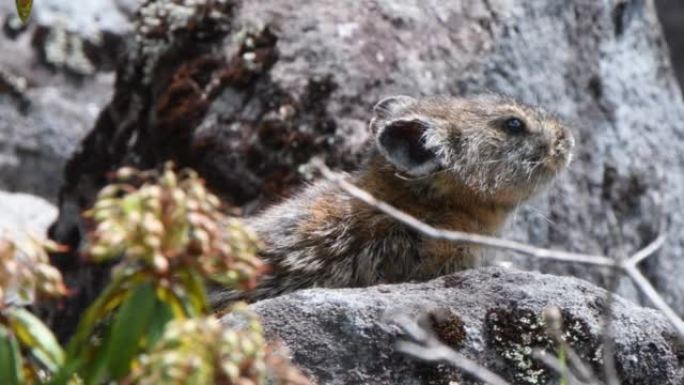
[212,94,574,305]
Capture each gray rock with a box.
[0,0,133,200]
[30,0,133,39]
[249,268,684,385]
[656,0,684,88]
[0,78,110,200]
[0,190,57,238]
[3,0,134,74]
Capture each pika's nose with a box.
[548,128,574,165]
[556,128,575,151]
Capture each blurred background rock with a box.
[657,0,684,87]
[0,0,134,200]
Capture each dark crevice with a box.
[613,1,628,36]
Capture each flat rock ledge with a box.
[245,267,684,385]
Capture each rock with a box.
[0,190,57,238]
[655,0,684,89]
[49,0,684,333]
[247,268,684,385]
[0,74,110,200]
[0,0,133,200]
[5,0,134,75]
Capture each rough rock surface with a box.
[0,190,57,238]
[247,267,684,385]
[0,0,133,199]
[656,0,684,88]
[49,0,684,332]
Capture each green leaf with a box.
[80,325,113,385]
[156,284,191,319]
[106,282,157,379]
[0,327,25,385]
[15,0,32,23]
[47,357,84,385]
[178,269,210,315]
[147,299,174,347]
[66,270,144,358]
[558,345,569,385]
[80,285,173,385]
[6,307,65,373]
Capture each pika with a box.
[213,94,574,304]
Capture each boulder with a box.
[0,190,57,238]
[0,0,133,200]
[655,0,684,88]
[249,268,684,385]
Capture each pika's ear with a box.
[373,95,416,119]
[376,118,440,177]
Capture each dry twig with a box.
[313,160,684,338]
[542,307,600,385]
[395,315,511,385]
[532,349,584,385]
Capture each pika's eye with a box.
[503,117,526,134]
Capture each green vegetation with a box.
[0,164,301,385]
[14,0,32,23]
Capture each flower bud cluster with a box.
[88,163,265,290]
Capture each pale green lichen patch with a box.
[132,0,234,84]
[485,308,601,384]
[40,22,98,75]
[32,17,102,76]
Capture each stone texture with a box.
[0,0,133,200]
[246,267,684,385]
[48,0,684,334]
[656,0,684,88]
[0,190,57,239]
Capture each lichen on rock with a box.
[248,268,684,385]
[485,307,600,385]
[133,0,235,84]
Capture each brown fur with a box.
[211,95,574,306]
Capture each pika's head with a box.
[371,95,574,203]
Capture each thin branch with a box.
[312,160,684,339]
[624,233,666,268]
[623,263,684,338]
[600,267,622,385]
[315,161,614,267]
[532,349,583,385]
[395,316,511,385]
[542,307,599,384]
[619,232,684,338]
[600,211,624,385]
